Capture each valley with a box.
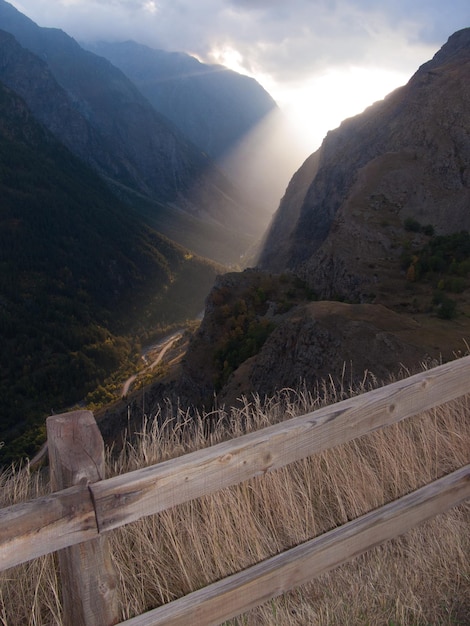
[0,0,469,476]
[0,2,469,624]
[121,328,185,397]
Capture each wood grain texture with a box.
[1,359,470,626]
[118,465,470,626]
[47,410,105,489]
[0,483,98,571]
[47,410,120,626]
[91,355,470,533]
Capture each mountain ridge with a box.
[0,0,268,264]
[149,28,470,413]
[0,76,222,463]
[259,28,470,300]
[83,39,294,214]
[84,39,278,162]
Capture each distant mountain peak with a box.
[0,0,271,263]
[84,39,278,161]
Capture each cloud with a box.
[6,0,469,175]
[8,0,470,92]
[13,0,470,80]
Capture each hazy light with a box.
[206,40,410,165]
[267,66,410,159]
[208,45,247,73]
[143,1,158,15]
[218,107,308,215]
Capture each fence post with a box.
[47,410,120,626]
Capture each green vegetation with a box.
[215,314,275,390]
[402,230,470,319]
[0,84,220,464]
[210,273,314,390]
[403,217,434,236]
[213,283,275,390]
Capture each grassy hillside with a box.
[0,368,468,624]
[0,83,222,463]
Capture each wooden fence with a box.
[1,355,470,626]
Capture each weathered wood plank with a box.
[0,483,97,571]
[47,410,120,626]
[91,355,470,533]
[47,410,105,488]
[118,464,470,626]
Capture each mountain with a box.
[0,0,268,264]
[84,40,295,216]
[153,29,470,410]
[0,79,221,463]
[259,28,470,300]
[85,40,278,162]
[173,270,428,409]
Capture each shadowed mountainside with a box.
[258,28,470,301]
[0,80,221,463]
[84,40,278,162]
[0,0,269,264]
[150,29,470,410]
[84,39,297,217]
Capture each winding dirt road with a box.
[121,330,183,397]
[26,330,185,467]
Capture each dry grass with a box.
[1,371,469,626]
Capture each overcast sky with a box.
[8,0,470,154]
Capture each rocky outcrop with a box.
[258,28,470,301]
[218,301,427,406]
[174,270,430,408]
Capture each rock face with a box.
[218,301,426,406]
[258,28,470,301]
[172,30,470,407]
[176,270,427,408]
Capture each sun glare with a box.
[205,44,411,162]
[273,66,410,158]
[209,45,247,74]
[143,1,158,14]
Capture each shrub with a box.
[432,290,457,319]
[404,217,421,232]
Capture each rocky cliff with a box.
[258,28,470,301]
[170,30,470,408]
[176,270,429,409]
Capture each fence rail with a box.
[1,355,470,625]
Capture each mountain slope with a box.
[0,1,204,199]
[162,29,470,409]
[0,80,221,463]
[0,0,266,263]
[84,40,278,162]
[259,28,470,301]
[84,40,299,215]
